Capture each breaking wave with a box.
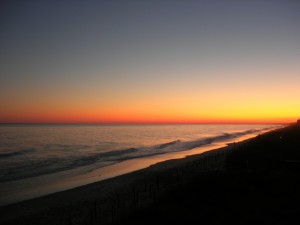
[0,126,275,182]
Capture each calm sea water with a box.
[0,124,278,184]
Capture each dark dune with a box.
[1,123,299,225]
[116,123,300,225]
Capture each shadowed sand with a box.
[1,123,299,225]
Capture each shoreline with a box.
[0,126,283,225]
[0,147,229,225]
[0,126,278,207]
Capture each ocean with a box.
[0,124,279,205]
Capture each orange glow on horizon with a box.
[0,111,295,124]
[1,96,298,124]
[1,69,299,125]
[1,101,298,124]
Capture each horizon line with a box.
[0,122,288,125]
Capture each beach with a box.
[0,140,239,225]
[1,123,299,225]
[0,124,275,206]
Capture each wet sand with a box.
[0,144,233,225]
[1,124,296,225]
[0,129,269,206]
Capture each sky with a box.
[0,0,299,124]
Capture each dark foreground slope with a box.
[116,123,300,225]
[1,124,299,225]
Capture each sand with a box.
[0,125,294,225]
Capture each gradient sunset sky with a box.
[1,0,299,124]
